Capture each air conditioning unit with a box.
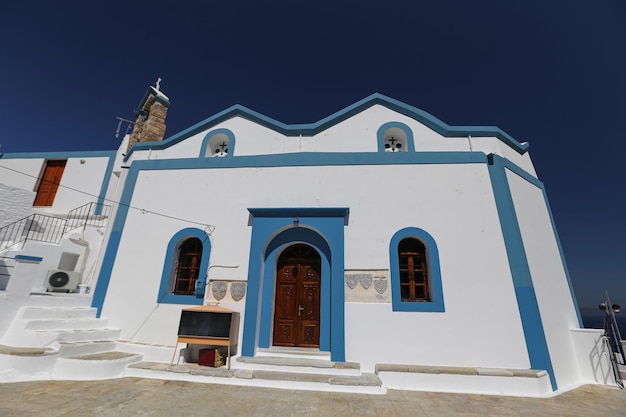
[46,270,81,292]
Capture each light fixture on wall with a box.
[293,218,300,227]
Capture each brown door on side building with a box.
[273,244,321,348]
[33,160,66,206]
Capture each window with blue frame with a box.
[200,129,235,158]
[158,228,210,305]
[389,227,444,312]
[173,238,202,295]
[377,122,415,153]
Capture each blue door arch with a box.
[242,208,348,362]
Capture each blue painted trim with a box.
[488,154,557,391]
[134,86,170,115]
[91,164,142,317]
[377,122,415,153]
[124,93,528,160]
[157,228,211,305]
[248,207,349,221]
[94,152,116,215]
[128,151,487,171]
[258,228,332,351]
[91,151,491,317]
[500,159,583,327]
[0,151,116,159]
[242,208,346,362]
[389,228,444,312]
[14,255,43,263]
[199,128,236,158]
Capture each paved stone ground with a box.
[0,378,625,417]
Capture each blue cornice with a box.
[125,93,529,160]
[0,151,116,159]
[134,86,170,117]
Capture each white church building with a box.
[0,84,618,396]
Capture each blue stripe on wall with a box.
[125,93,528,160]
[500,159,583,328]
[488,155,557,391]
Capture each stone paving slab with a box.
[0,378,625,416]
[0,344,53,356]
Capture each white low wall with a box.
[570,328,618,386]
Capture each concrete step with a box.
[0,343,58,380]
[236,355,361,376]
[24,317,109,331]
[53,351,143,380]
[5,327,120,347]
[255,347,331,360]
[25,293,92,308]
[375,363,553,397]
[54,327,121,342]
[126,361,385,394]
[21,307,97,320]
[55,340,118,357]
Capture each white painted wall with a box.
[100,163,531,372]
[0,183,34,228]
[0,156,112,214]
[507,168,582,390]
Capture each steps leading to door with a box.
[126,360,385,394]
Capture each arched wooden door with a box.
[273,244,321,348]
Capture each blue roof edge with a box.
[124,93,529,161]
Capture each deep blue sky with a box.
[1,1,624,310]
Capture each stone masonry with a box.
[127,89,169,152]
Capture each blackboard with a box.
[177,310,232,338]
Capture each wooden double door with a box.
[272,244,321,348]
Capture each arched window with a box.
[173,238,202,295]
[389,227,444,312]
[158,228,211,305]
[398,238,429,302]
[200,129,236,158]
[377,122,415,153]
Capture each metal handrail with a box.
[0,202,112,251]
[602,291,624,388]
[64,202,112,233]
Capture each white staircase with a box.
[0,294,142,381]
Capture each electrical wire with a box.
[0,164,215,234]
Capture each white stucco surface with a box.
[101,162,531,371]
[0,156,112,214]
[507,168,582,390]
[0,183,34,228]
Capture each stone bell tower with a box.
[127,78,170,152]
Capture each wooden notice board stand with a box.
[171,305,239,370]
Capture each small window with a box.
[200,129,235,158]
[377,122,414,153]
[389,227,444,312]
[173,238,202,295]
[158,228,211,305]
